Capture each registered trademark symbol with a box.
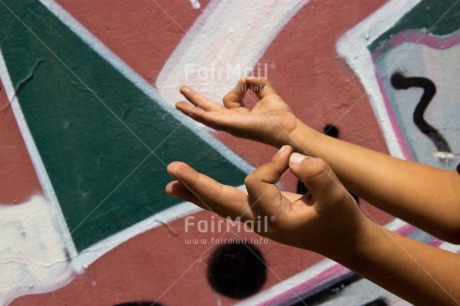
[270,216,277,222]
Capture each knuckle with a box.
[333,189,350,204]
[244,173,259,187]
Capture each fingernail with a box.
[279,145,289,153]
[290,152,306,165]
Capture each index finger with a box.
[167,161,253,221]
[179,86,223,111]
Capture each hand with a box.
[176,77,299,148]
[166,145,369,258]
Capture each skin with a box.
[166,77,460,305]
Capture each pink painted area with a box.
[0,79,42,204]
[372,29,460,59]
[394,223,416,236]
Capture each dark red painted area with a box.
[13,210,325,306]
[56,0,210,84]
[0,79,42,204]
[10,0,395,303]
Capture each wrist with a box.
[287,119,322,156]
[329,217,384,266]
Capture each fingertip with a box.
[180,86,193,95]
[165,181,176,196]
[289,152,307,165]
[166,161,188,177]
[274,145,293,163]
[279,145,292,154]
[175,101,188,109]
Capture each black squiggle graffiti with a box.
[391,72,451,153]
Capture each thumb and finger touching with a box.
[223,78,248,109]
[289,153,350,210]
[245,77,278,99]
[222,77,278,109]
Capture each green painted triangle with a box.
[0,0,246,252]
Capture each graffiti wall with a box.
[0,0,459,305]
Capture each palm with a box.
[177,78,298,147]
[229,97,297,146]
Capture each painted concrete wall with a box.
[0,0,459,305]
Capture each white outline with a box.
[337,0,422,159]
[72,201,202,269]
[0,49,79,259]
[156,0,309,105]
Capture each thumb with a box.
[289,153,345,204]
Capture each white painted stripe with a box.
[72,202,202,269]
[0,196,74,305]
[383,218,407,232]
[336,0,421,159]
[438,242,460,253]
[156,0,309,105]
[0,49,79,260]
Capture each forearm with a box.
[330,219,460,305]
[288,120,460,241]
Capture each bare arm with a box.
[290,122,460,242]
[176,77,460,242]
[166,147,460,305]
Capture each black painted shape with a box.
[323,124,340,138]
[207,242,266,299]
[391,72,451,153]
[297,125,359,204]
[114,302,165,306]
[360,297,388,306]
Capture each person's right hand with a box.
[166,145,368,258]
[176,77,299,148]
